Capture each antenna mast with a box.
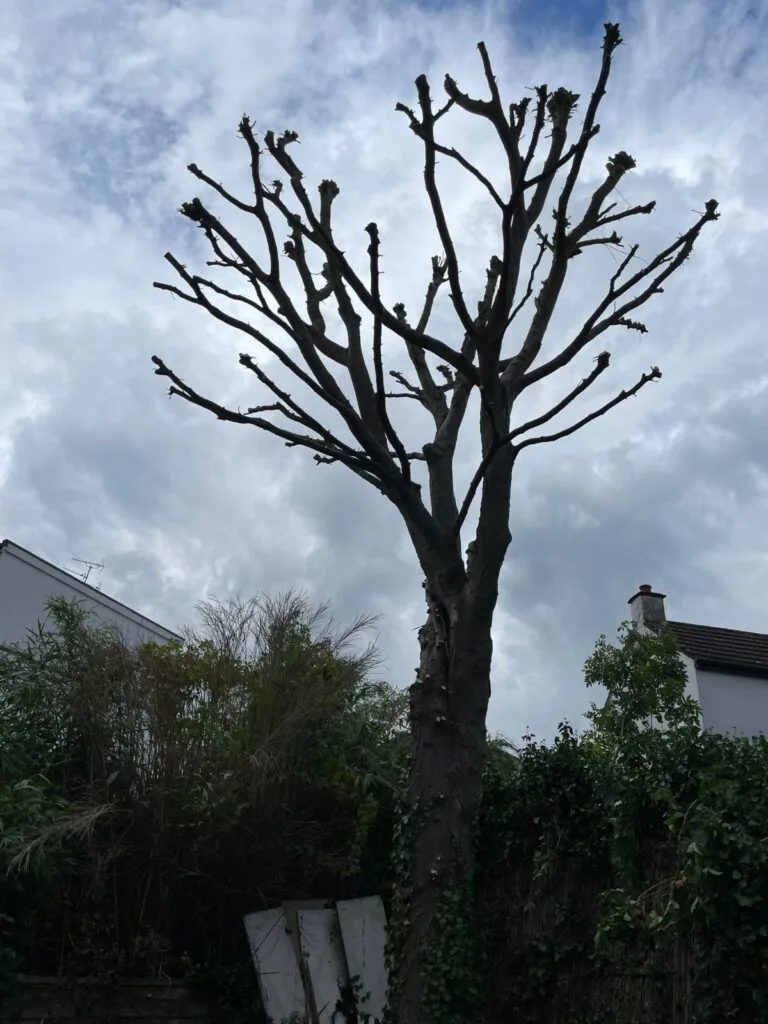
[70,556,105,591]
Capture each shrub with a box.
[0,591,407,991]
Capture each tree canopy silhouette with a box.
[152,23,717,1023]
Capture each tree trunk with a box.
[393,565,504,1024]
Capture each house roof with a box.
[0,538,182,643]
[664,619,768,677]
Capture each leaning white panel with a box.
[336,896,389,1023]
[298,907,350,1024]
[282,898,331,967]
[244,907,307,1023]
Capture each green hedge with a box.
[475,625,768,1023]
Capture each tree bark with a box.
[395,526,510,1024]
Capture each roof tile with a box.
[662,619,768,675]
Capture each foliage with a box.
[476,625,768,1023]
[0,593,407,1011]
[584,621,701,740]
[5,600,768,1022]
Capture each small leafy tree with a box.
[151,24,717,1019]
[585,622,702,744]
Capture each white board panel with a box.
[298,907,350,1024]
[244,907,307,1024]
[282,898,331,967]
[336,897,389,1023]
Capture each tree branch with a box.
[156,254,332,403]
[568,150,637,246]
[150,354,386,487]
[523,126,600,192]
[238,352,346,442]
[514,364,661,451]
[283,214,332,339]
[386,370,452,408]
[395,101,504,209]
[455,351,612,533]
[238,116,282,278]
[412,74,476,335]
[500,148,642,397]
[594,199,656,230]
[555,23,624,244]
[181,195,350,375]
[507,230,548,327]
[310,181,387,445]
[485,82,581,344]
[152,27,719,606]
[476,41,520,177]
[509,350,612,439]
[414,255,448,336]
[366,221,412,480]
[443,42,521,180]
[154,252,398,472]
[520,85,548,183]
[388,371,422,398]
[262,129,479,382]
[515,200,719,391]
[392,256,451,426]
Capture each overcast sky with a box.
[1,0,766,743]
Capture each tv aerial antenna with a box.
[70,556,105,591]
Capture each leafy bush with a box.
[0,591,407,993]
[477,624,768,1023]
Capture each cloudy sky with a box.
[1,0,766,742]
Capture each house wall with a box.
[678,648,700,709]
[0,541,179,650]
[696,667,768,738]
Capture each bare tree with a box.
[152,24,717,1023]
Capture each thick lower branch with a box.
[456,356,654,533]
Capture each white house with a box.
[0,538,180,651]
[628,584,768,738]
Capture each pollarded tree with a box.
[152,24,717,1024]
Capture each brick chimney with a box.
[628,584,667,630]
